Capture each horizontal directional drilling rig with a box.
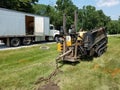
[56,11,108,62]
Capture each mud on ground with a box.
[37,81,60,90]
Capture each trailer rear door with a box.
[34,16,44,36]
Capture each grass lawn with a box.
[0,37,120,90]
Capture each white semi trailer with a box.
[0,8,60,47]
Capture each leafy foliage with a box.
[0,0,38,13]
[78,6,110,30]
[106,20,120,34]
[55,0,77,29]
[33,0,77,30]
[33,3,111,31]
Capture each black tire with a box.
[97,49,103,57]
[3,40,7,45]
[45,36,49,41]
[10,38,21,47]
[22,37,32,45]
[54,36,59,43]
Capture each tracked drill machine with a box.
[56,11,108,62]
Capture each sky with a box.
[38,0,120,20]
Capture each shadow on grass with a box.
[57,61,80,68]
[80,56,94,62]
[57,56,94,68]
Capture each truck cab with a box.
[50,24,60,37]
[45,24,60,41]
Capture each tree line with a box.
[0,0,120,34]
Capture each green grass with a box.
[0,37,120,90]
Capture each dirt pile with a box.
[35,69,62,90]
[37,81,60,90]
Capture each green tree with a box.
[106,20,120,34]
[55,0,77,29]
[34,0,78,30]
[33,4,48,15]
[33,4,58,27]
[0,0,38,13]
[118,16,120,21]
[78,5,110,30]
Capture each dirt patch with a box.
[18,59,28,63]
[35,69,62,90]
[111,68,120,77]
[93,64,100,70]
[104,68,120,77]
[93,64,120,77]
[37,81,60,90]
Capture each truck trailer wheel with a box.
[10,38,21,47]
[22,37,32,45]
[3,40,7,45]
[45,36,49,41]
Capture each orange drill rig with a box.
[56,11,107,62]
